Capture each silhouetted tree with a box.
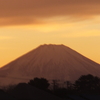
[52,80,59,90]
[74,74,100,93]
[64,81,73,90]
[28,77,50,90]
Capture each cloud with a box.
[0,0,100,26]
[0,16,44,26]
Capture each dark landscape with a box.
[0,0,100,99]
[0,44,100,100]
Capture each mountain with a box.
[0,44,100,86]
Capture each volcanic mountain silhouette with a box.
[0,44,100,86]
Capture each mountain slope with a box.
[0,44,100,86]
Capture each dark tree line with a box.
[28,77,50,90]
[74,74,100,93]
[4,74,100,98]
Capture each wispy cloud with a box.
[0,0,100,26]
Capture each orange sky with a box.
[0,0,100,67]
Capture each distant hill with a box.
[0,44,100,86]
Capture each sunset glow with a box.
[0,0,100,67]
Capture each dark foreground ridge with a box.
[1,74,100,100]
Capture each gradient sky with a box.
[0,0,100,67]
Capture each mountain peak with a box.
[0,44,100,86]
[39,44,66,48]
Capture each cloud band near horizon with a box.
[0,0,100,26]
